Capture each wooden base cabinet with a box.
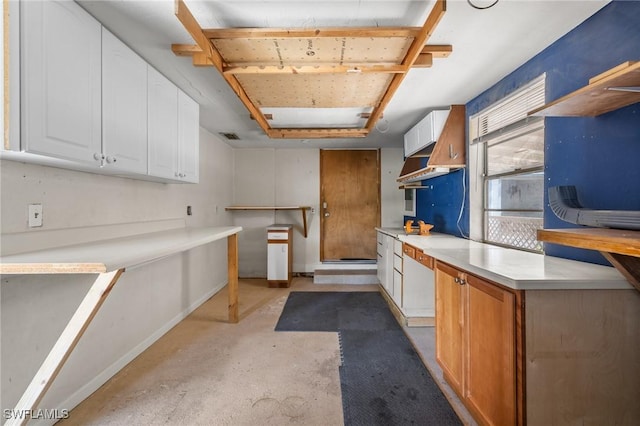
[436,261,520,426]
[436,261,640,425]
[435,263,465,396]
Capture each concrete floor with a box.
[61,277,475,425]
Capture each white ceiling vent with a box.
[219,132,240,140]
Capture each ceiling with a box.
[78,0,611,149]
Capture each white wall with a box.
[232,147,404,276]
[0,128,234,419]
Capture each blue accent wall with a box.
[415,0,640,265]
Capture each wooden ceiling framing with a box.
[173,0,451,139]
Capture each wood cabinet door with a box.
[22,0,102,164]
[435,263,465,396]
[465,275,516,426]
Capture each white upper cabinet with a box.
[21,0,102,164]
[404,109,450,157]
[147,67,179,180]
[102,28,148,174]
[13,0,199,183]
[177,90,200,183]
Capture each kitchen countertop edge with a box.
[376,227,630,291]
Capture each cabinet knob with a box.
[175,172,180,177]
[93,153,104,162]
[105,156,116,164]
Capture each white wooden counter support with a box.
[0,225,242,426]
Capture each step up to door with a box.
[313,269,380,285]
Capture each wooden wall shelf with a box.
[226,206,311,237]
[528,61,640,117]
[537,227,640,292]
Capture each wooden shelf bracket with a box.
[226,206,312,237]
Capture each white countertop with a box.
[376,227,630,291]
[0,226,243,274]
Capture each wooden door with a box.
[320,150,380,261]
[465,274,516,426]
[435,262,465,397]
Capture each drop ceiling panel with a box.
[237,73,393,107]
[262,107,372,128]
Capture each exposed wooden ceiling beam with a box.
[172,43,449,72]
[173,1,450,139]
[203,27,422,39]
[266,128,369,139]
[174,0,271,133]
[223,64,407,75]
[413,53,433,68]
[421,44,453,58]
[365,0,447,132]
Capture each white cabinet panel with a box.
[393,268,403,306]
[403,125,420,158]
[102,28,148,174]
[147,67,178,180]
[177,90,199,183]
[21,0,102,164]
[402,255,435,316]
[403,109,450,157]
[267,243,289,281]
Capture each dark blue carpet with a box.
[275,291,462,426]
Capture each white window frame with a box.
[468,75,546,251]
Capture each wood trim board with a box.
[537,228,640,292]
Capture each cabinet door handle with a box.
[454,277,460,284]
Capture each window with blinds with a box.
[469,74,546,252]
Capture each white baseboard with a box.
[32,281,226,426]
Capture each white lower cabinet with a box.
[402,255,435,319]
[376,232,434,326]
[391,239,403,307]
[377,232,394,296]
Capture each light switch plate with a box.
[28,204,43,227]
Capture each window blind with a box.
[470,74,546,144]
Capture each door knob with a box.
[324,212,330,217]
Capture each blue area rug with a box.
[275,291,462,425]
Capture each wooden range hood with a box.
[398,104,466,185]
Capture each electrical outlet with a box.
[28,204,43,227]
